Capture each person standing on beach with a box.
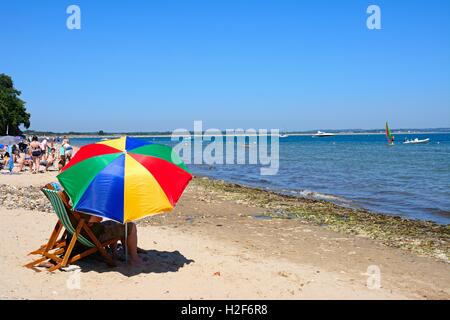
[62,139,74,162]
[30,136,42,174]
[40,137,48,158]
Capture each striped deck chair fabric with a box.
[42,188,94,248]
[25,187,118,272]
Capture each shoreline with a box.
[193,174,450,226]
[186,176,450,264]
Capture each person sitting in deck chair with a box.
[89,217,143,266]
[59,192,143,266]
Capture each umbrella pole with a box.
[124,222,128,265]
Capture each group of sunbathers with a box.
[0,135,76,173]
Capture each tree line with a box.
[0,73,30,136]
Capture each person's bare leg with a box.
[33,158,39,173]
[127,223,143,266]
[34,157,41,173]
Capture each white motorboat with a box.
[313,131,335,137]
[403,138,430,145]
[279,134,289,138]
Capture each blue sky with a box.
[1,0,449,132]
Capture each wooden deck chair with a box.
[25,187,120,272]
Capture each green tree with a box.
[0,73,30,135]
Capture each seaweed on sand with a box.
[192,177,450,263]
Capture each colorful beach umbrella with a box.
[57,136,192,224]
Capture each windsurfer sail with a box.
[385,122,395,145]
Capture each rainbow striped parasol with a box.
[57,136,192,224]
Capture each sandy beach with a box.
[0,171,449,300]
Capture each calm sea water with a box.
[71,133,450,224]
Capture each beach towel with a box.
[7,145,14,173]
[50,182,62,191]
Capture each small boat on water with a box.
[279,134,289,138]
[403,138,430,145]
[313,131,335,137]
